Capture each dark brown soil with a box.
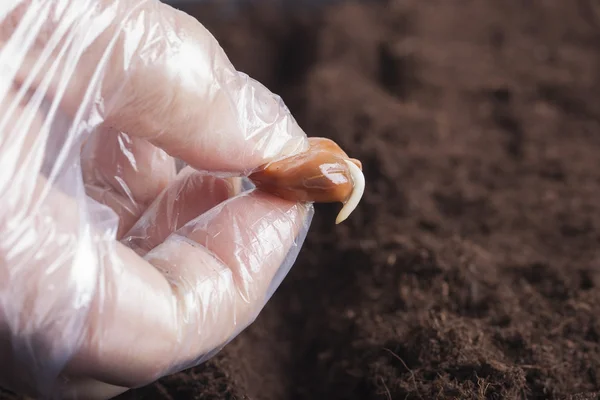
[5,0,600,399]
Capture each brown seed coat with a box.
[249,137,362,204]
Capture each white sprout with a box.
[335,159,365,224]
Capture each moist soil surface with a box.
[5,1,600,399]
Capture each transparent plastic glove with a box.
[0,1,313,398]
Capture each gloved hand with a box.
[0,1,313,398]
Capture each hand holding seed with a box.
[0,1,350,399]
[249,137,365,224]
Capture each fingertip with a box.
[175,190,312,300]
[121,168,240,256]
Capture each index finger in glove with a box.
[6,0,308,175]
